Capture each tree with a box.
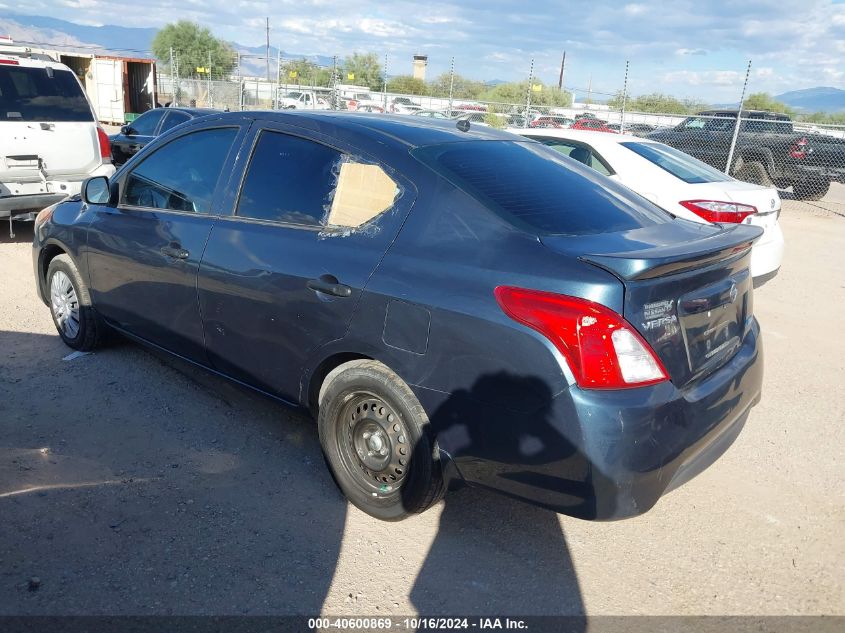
[428,73,486,99]
[280,58,331,87]
[342,53,383,91]
[609,91,690,114]
[743,92,794,115]
[479,81,572,107]
[386,75,427,95]
[152,21,235,78]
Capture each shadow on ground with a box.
[1,329,584,617]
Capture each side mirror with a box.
[83,176,111,205]
[121,125,134,136]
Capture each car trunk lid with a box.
[542,219,762,387]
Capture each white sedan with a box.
[513,128,784,284]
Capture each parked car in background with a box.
[647,109,845,200]
[609,123,657,136]
[390,97,422,114]
[345,92,382,111]
[530,115,574,129]
[110,107,221,166]
[412,109,450,119]
[277,90,330,111]
[355,104,386,114]
[515,128,784,284]
[570,118,617,133]
[34,112,763,522]
[1,54,113,233]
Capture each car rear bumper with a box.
[425,318,763,520]
[750,220,784,279]
[1,164,114,217]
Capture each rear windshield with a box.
[621,141,733,184]
[412,141,672,235]
[0,65,93,122]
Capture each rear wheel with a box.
[733,160,773,187]
[792,177,830,201]
[318,360,444,521]
[46,254,105,351]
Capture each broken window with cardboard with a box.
[322,157,403,236]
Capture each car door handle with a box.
[161,245,189,260]
[307,277,352,297]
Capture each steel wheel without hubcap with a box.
[50,270,80,340]
[338,393,410,495]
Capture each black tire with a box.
[46,254,105,351]
[792,178,830,201]
[318,360,444,521]
[733,160,774,187]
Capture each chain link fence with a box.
[153,67,845,214]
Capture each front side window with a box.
[621,141,733,184]
[122,127,238,213]
[129,108,166,135]
[0,66,93,122]
[237,130,399,229]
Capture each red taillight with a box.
[96,126,111,161]
[0,58,20,65]
[789,137,808,159]
[679,200,757,223]
[494,286,669,390]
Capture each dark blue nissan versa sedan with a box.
[32,112,763,521]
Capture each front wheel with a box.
[792,178,830,201]
[46,254,105,351]
[318,360,444,521]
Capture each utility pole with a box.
[587,74,592,105]
[207,50,212,107]
[265,17,270,81]
[558,51,565,90]
[331,55,338,110]
[725,59,752,174]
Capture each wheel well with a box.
[307,352,373,418]
[41,244,67,278]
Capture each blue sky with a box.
[3,0,844,100]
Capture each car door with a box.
[197,122,415,403]
[110,108,166,165]
[86,121,247,362]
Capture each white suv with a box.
[1,54,114,227]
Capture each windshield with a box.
[0,65,93,122]
[621,141,733,184]
[413,141,672,236]
[284,92,303,99]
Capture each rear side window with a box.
[159,110,191,134]
[621,141,733,184]
[0,66,93,122]
[413,141,671,235]
[237,130,400,229]
[123,127,237,213]
[128,108,166,135]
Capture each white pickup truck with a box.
[277,90,330,110]
[1,54,114,235]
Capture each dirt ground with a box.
[0,203,842,616]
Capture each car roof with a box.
[513,128,648,146]
[235,110,519,148]
[0,55,75,71]
[167,107,223,117]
